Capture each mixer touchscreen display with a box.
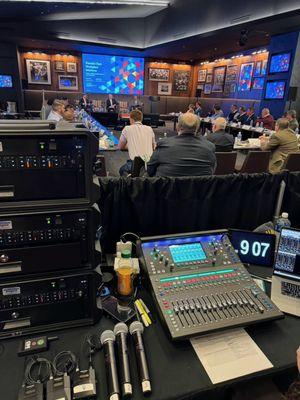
[169,243,206,263]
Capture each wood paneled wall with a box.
[145,61,193,97]
[19,49,82,93]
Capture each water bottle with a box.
[275,212,291,232]
[237,131,242,143]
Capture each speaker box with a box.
[21,79,28,90]
[288,86,298,102]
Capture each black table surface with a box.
[1,269,299,400]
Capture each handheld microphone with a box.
[129,321,151,395]
[114,322,132,398]
[100,330,120,400]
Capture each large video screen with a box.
[265,81,286,100]
[82,54,144,94]
[269,53,291,73]
[0,75,13,88]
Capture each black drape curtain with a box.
[98,173,287,254]
[283,171,300,227]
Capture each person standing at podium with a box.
[106,94,119,112]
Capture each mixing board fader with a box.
[138,230,284,341]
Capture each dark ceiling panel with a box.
[0,0,299,60]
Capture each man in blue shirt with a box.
[147,113,216,177]
[210,105,224,120]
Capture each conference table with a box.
[199,117,274,140]
[1,265,299,400]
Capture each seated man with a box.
[106,94,118,112]
[227,104,239,122]
[206,117,234,152]
[47,99,65,122]
[118,109,155,176]
[286,109,299,132]
[147,113,216,177]
[194,101,202,117]
[260,118,299,173]
[63,104,75,122]
[245,106,257,126]
[257,108,275,130]
[236,106,248,125]
[210,105,224,120]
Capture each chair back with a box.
[284,152,300,171]
[214,152,237,175]
[94,155,107,177]
[131,156,145,177]
[240,151,270,173]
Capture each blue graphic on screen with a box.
[82,54,144,94]
[169,243,207,264]
[0,75,13,88]
[270,53,291,73]
[265,81,286,100]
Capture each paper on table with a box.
[191,328,273,384]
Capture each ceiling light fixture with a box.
[4,0,170,5]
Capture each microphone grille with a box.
[100,330,115,345]
[114,322,128,336]
[129,321,144,335]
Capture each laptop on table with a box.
[271,227,300,317]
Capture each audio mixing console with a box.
[138,230,283,341]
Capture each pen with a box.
[136,300,152,325]
[134,300,150,327]
[139,299,155,323]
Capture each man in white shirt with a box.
[47,99,65,122]
[118,109,156,176]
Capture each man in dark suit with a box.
[147,113,216,177]
[227,104,239,122]
[236,106,248,125]
[206,117,234,152]
[80,94,93,113]
[106,94,119,112]
[245,106,257,126]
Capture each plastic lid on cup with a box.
[121,250,131,258]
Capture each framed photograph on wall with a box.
[261,59,268,75]
[252,77,264,90]
[198,69,207,82]
[254,61,262,76]
[230,83,236,93]
[224,83,236,95]
[26,59,51,85]
[54,61,65,72]
[206,74,212,83]
[197,84,204,90]
[238,62,254,91]
[149,68,170,81]
[66,62,77,73]
[58,75,78,90]
[204,84,212,94]
[173,70,190,92]
[212,66,226,92]
[225,65,239,83]
[158,82,172,95]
